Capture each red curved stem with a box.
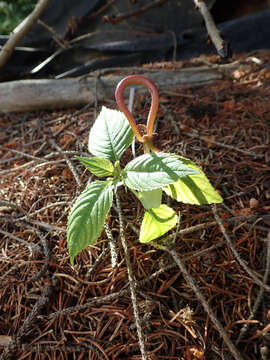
[115,75,159,149]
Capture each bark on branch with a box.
[0,0,51,68]
[0,65,238,113]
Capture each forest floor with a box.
[0,53,270,360]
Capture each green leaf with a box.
[163,157,223,204]
[77,156,114,177]
[88,106,134,161]
[140,204,178,243]
[123,152,198,191]
[136,188,162,209]
[67,180,113,264]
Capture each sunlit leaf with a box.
[163,157,223,204]
[88,107,133,161]
[140,204,178,243]
[123,152,198,191]
[77,156,114,177]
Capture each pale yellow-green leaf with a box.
[163,157,223,204]
[140,204,178,243]
[136,188,162,209]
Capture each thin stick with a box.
[0,277,58,360]
[0,145,46,162]
[89,0,115,19]
[167,245,244,360]
[183,128,263,159]
[28,230,51,282]
[1,216,65,233]
[104,221,118,268]
[37,19,68,49]
[168,213,270,239]
[87,247,109,277]
[104,0,169,24]
[0,229,40,255]
[0,200,25,213]
[237,232,270,343]
[114,189,147,360]
[47,240,227,319]
[193,0,230,58]
[212,205,270,293]
[49,139,83,187]
[0,151,85,176]
[19,201,68,221]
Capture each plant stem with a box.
[114,189,147,360]
[167,246,244,360]
[128,87,137,158]
[115,75,159,149]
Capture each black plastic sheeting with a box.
[179,10,270,60]
[0,0,269,81]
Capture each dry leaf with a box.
[235,208,252,216]
[61,168,74,180]
[223,99,235,111]
[249,198,259,209]
[0,335,11,346]
[202,135,215,147]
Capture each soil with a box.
[0,53,270,360]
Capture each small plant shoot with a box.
[67,75,223,264]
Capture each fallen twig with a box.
[49,139,83,188]
[212,205,270,293]
[22,343,109,359]
[46,241,228,320]
[28,230,51,282]
[114,190,147,360]
[0,229,40,255]
[0,277,58,360]
[193,0,230,58]
[87,247,110,277]
[167,245,244,360]
[37,19,68,49]
[182,127,264,159]
[104,0,169,24]
[237,232,270,343]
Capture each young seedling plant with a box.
[67,75,223,263]
[66,75,232,360]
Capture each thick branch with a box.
[0,65,232,112]
[0,0,51,68]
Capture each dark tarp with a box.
[0,0,269,80]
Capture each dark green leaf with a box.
[67,180,113,264]
[77,156,114,177]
